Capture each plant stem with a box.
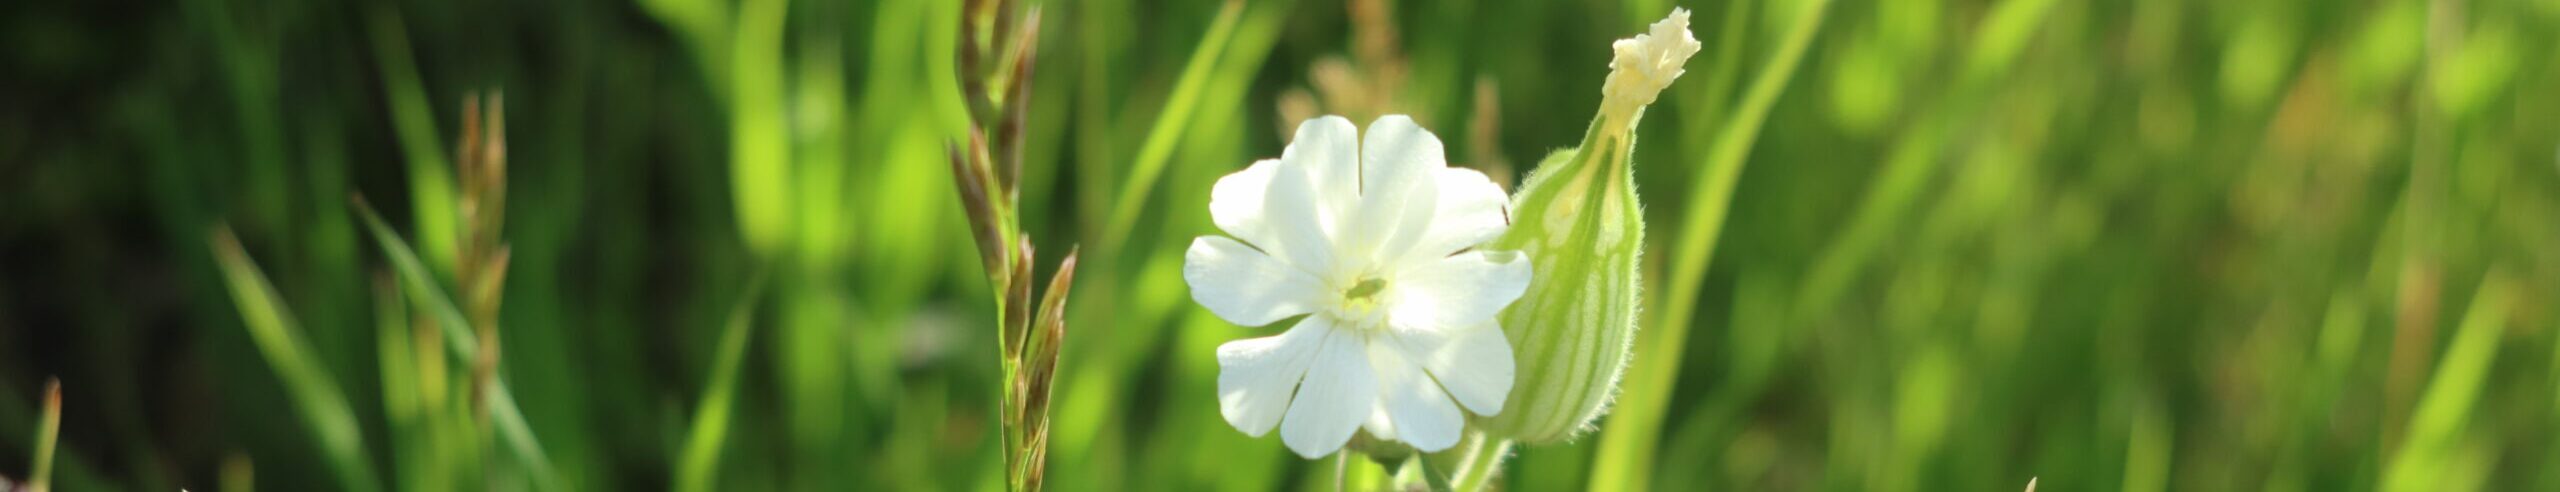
[1589,0,1835,490]
[1419,453,1457,492]
[1452,438,1513,492]
[1335,453,1350,492]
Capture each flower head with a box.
[1185,115,1529,458]
[1602,8,1702,115]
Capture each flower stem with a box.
[1452,438,1513,491]
[1334,453,1350,492]
[1588,0,1835,490]
[1418,454,1456,492]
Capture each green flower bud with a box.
[1479,8,1696,444]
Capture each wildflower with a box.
[1186,115,1529,458]
[1480,8,1697,443]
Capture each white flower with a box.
[1185,115,1530,458]
[1602,8,1702,115]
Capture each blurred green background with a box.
[2,0,2557,489]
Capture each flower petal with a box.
[1401,168,1511,262]
[1388,321,1515,416]
[1358,115,1448,193]
[1215,317,1333,436]
[1280,323,1378,458]
[1341,115,1446,269]
[1264,148,1342,278]
[1368,342,1463,451]
[1209,159,1286,249]
[1362,407,1397,442]
[1185,236,1330,326]
[1386,250,1533,330]
[1280,115,1361,224]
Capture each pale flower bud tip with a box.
[1602,8,1703,113]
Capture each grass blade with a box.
[366,9,461,273]
[678,274,766,492]
[374,273,439,492]
[354,197,482,360]
[726,0,794,256]
[2383,273,2515,492]
[349,199,561,489]
[488,380,563,489]
[29,379,58,492]
[1099,0,1244,244]
[210,226,383,492]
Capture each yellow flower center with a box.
[1332,276,1391,330]
[1344,277,1386,301]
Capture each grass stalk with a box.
[351,199,562,489]
[1589,0,1835,489]
[376,273,438,492]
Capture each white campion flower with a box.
[1601,7,1702,116]
[1185,115,1530,458]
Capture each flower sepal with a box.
[1480,8,1699,445]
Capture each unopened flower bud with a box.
[1480,8,1696,444]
